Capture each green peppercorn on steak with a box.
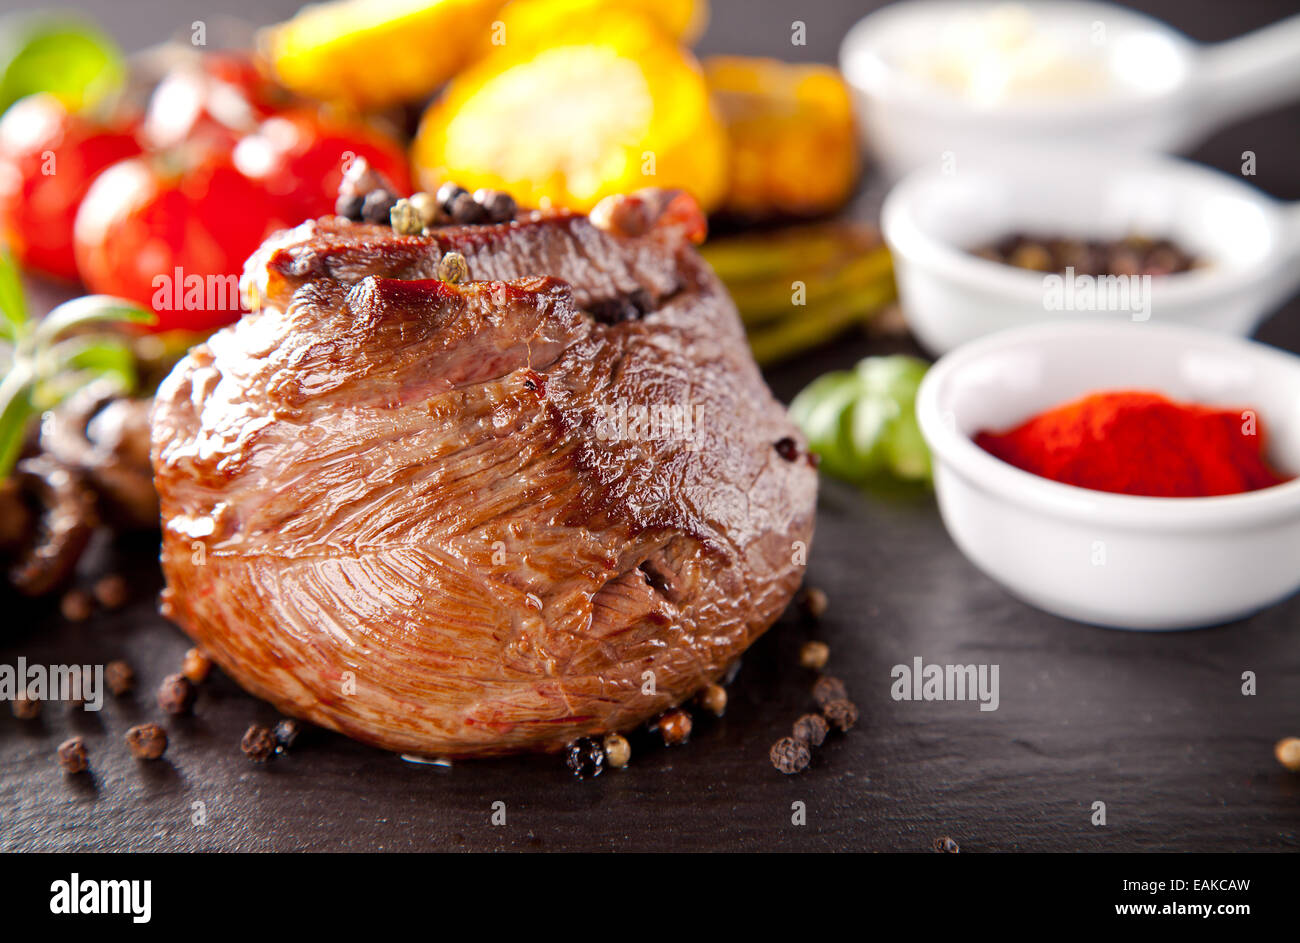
[150,188,817,757]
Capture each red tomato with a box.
[0,94,141,281]
[234,109,412,224]
[73,150,295,332]
[142,53,284,151]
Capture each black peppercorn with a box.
[157,673,196,716]
[474,188,517,223]
[58,737,88,774]
[274,719,301,753]
[564,737,605,779]
[932,835,960,853]
[770,736,811,774]
[436,182,469,213]
[335,191,365,221]
[792,713,829,747]
[449,191,487,224]
[775,437,799,461]
[361,189,399,225]
[241,724,277,763]
[812,674,848,708]
[823,698,859,732]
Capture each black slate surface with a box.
[3,0,1300,853]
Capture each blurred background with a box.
[26,0,1300,201]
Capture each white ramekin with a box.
[915,320,1300,629]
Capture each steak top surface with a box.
[151,190,818,757]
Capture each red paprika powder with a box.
[975,391,1291,498]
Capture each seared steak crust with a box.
[152,191,817,757]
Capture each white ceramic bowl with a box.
[881,154,1300,356]
[915,320,1300,630]
[840,0,1300,180]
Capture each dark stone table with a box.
[2,0,1298,852]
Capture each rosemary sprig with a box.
[0,251,153,480]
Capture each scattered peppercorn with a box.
[792,713,829,747]
[698,683,727,717]
[274,719,301,753]
[823,698,859,732]
[361,189,399,225]
[657,708,693,746]
[932,835,960,853]
[564,736,605,778]
[797,586,828,619]
[335,191,365,221]
[60,588,93,622]
[92,574,128,609]
[241,724,277,763]
[799,640,830,671]
[407,190,442,229]
[437,250,469,284]
[770,736,811,774]
[974,232,1197,278]
[449,191,487,224]
[602,733,631,769]
[12,692,40,719]
[474,188,516,223]
[125,723,167,760]
[774,437,799,461]
[157,673,196,716]
[812,675,848,707]
[435,182,469,214]
[105,659,134,697]
[389,197,423,235]
[57,737,88,774]
[181,648,212,685]
[1276,737,1300,773]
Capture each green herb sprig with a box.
[0,251,152,480]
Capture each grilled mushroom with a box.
[7,455,97,596]
[0,477,34,552]
[41,381,157,530]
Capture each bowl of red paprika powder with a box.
[916,320,1300,629]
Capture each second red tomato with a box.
[73,151,295,332]
[234,109,412,224]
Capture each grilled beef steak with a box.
[151,189,817,757]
